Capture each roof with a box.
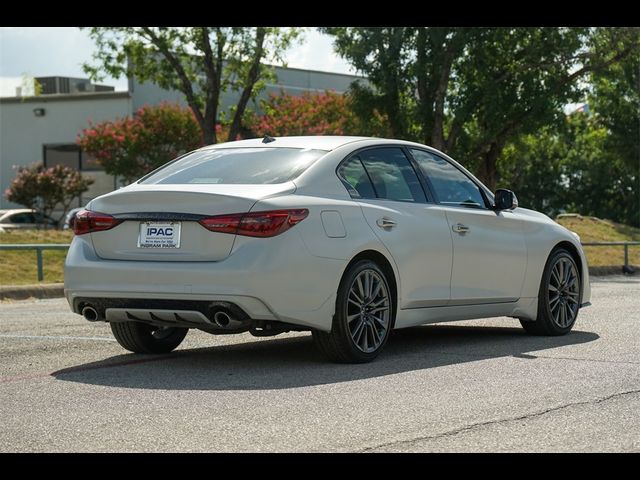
[0,91,130,104]
[201,136,374,151]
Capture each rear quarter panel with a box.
[254,195,381,261]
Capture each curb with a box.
[0,283,64,301]
[589,266,637,277]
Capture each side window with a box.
[359,148,426,203]
[337,156,376,199]
[10,213,36,224]
[410,149,486,209]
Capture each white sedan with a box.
[64,136,591,363]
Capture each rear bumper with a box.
[64,231,345,331]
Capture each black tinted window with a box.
[141,148,326,185]
[10,213,36,224]
[359,148,426,203]
[44,144,79,170]
[411,149,486,208]
[337,156,376,199]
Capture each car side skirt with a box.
[394,296,538,329]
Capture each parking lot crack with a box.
[358,388,640,452]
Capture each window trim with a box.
[406,147,492,210]
[335,144,433,204]
[336,155,376,199]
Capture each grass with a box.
[0,229,73,286]
[0,214,638,285]
[555,215,640,267]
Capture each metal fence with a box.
[1,241,639,283]
[0,244,70,282]
[581,241,640,272]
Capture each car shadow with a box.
[51,325,599,391]
[51,325,599,390]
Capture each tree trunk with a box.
[200,118,216,145]
[199,26,223,145]
[228,28,266,142]
[430,33,457,151]
[202,93,219,145]
[476,142,501,191]
[415,28,435,146]
[377,28,408,139]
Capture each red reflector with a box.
[72,209,121,235]
[199,209,309,237]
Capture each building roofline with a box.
[0,91,131,104]
[268,63,364,80]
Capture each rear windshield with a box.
[139,147,327,185]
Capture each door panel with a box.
[443,207,526,302]
[408,148,527,303]
[338,146,454,308]
[358,201,453,308]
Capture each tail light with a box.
[73,209,122,235]
[199,209,309,238]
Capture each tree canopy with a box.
[83,27,300,145]
[77,103,202,184]
[244,90,390,138]
[4,164,94,226]
[323,27,640,190]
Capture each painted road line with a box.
[0,334,117,342]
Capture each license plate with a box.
[138,222,181,249]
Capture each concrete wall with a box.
[0,92,131,209]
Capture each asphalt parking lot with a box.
[1,277,639,452]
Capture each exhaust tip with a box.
[213,310,232,328]
[81,306,99,322]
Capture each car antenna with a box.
[262,135,276,144]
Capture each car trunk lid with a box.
[88,183,295,261]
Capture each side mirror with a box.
[493,189,518,211]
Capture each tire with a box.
[110,321,188,354]
[313,259,394,363]
[520,248,582,336]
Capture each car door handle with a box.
[376,217,397,229]
[452,223,470,234]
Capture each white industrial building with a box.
[0,66,362,209]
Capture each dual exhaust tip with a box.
[212,310,233,328]
[81,305,99,322]
[209,301,249,329]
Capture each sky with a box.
[0,27,356,97]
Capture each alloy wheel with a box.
[548,257,580,328]
[346,269,391,353]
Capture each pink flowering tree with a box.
[77,103,202,184]
[244,90,391,138]
[4,164,94,227]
